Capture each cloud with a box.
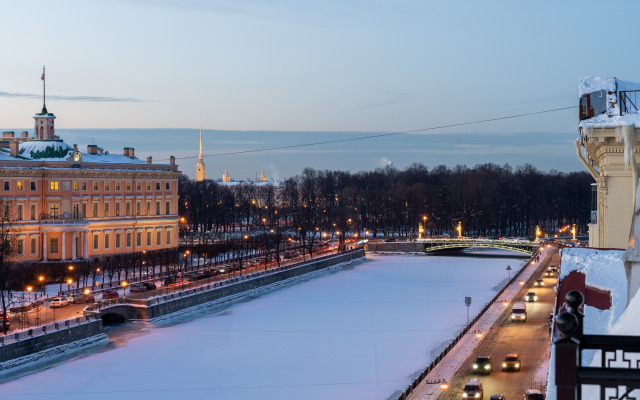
[263,162,280,182]
[378,157,393,168]
[0,91,143,102]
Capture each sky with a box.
[3,0,640,178]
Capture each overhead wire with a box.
[159,105,578,162]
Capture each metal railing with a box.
[620,90,640,116]
[555,290,640,399]
[0,314,100,345]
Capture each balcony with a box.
[40,214,88,225]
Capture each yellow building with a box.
[1,101,180,262]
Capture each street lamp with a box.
[122,281,128,299]
[457,221,462,238]
[26,286,32,300]
[39,275,45,295]
[67,279,73,292]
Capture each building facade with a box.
[1,104,181,262]
[196,122,206,182]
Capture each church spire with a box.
[41,66,48,114]
[196,121,206,182]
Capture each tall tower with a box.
[196,121,206,182]
[34,66,56,140]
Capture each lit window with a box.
[73,182,79,191]
[93,182,98,191]
[50,181,59,191]
[146,182,151,191]
[104,181,110,191]
[49,204,59,219]
[126,181,131,191]
[17,181,23,191]
[115,181,121,191]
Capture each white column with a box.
[61,231,66,260]
[42,232,47,262]
[84,231,89,259]
[72,231,77,260]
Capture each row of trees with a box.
[180,163,593,248]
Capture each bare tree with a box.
[0,200,18,333]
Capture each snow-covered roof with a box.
[579,76,640,128]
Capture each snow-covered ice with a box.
[0,254,524,400]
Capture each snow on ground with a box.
[0,254,524,400]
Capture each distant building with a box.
[195,122,206,182]
[222,168,231,183]
[578,76,640,249]
[0,76,180,262]
[259,170,266,182]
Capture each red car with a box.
[101,289,119,299]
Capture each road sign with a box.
[465,296,472,306]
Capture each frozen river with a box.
[1,253,526,400]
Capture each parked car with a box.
[81,293,96,303]
[502,353,521,371]
[472,356,493,375]
[462,379,483,399]
[534,279,545,287]
[129,283,147,293]
[523,389,545,399]
[101,290,119,299]
[163,276,177,286]
[141,282,157,291]
[194,270,212,280]
[0,313,10,330]
[67,294,87,304]
[525,292,538,302]
[50,297,70,308]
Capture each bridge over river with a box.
[367,238,539,256]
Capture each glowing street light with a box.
[457,221,462,238]
[26,286,32,300]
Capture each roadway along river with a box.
[0,252,526,400]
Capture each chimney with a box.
[21,131,28,138]
[9,142,19,157]
[170,156,175,165]
[87,144,98,154]
[3,131,15,138]
[124,147,135,158]
[98,147,104,154]
[147,156,152,164]
[73,144,78,152]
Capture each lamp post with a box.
[457,221,462,239]
[122,281,127,300]
[67,279,73,293]
[535,226,542,242]
[39,275,45,296]
[571,224,576,240]
[27,286,32,301]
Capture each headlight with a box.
[473,364,478,369]
[521,316,525,319]
[534,296,537,300]
[502,363,507,367]
[511,315,516,318]
[515,363,520,368]
[484,365,490,369]
[462,394,468,398]
[475,394,480,398]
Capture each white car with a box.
[49,297,70,308]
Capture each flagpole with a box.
[42,66,46,109]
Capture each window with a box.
[156,201,160,215]
[82,203,87,218]
[50,181,59,191]
[146,181,151,191]
[30,204,36,220]
[104,202,110,217]
[82,182,87,191]
[93,234,99,250]
[126,232,132,248]
[166,182,170,190]
[115,202,120,217]
[30,181,36,191]
[104,181,110,191]
[104,233,110,250]
[73,181,79,191]
[146,201,151,216]
[73,204,80,219]
[136,182,141,191]
[17,181,23,191]
[30,238,37,255]
[16,204,23,220]
[156,182,160,190]
[126,202,131,217]
[3,181,9,191]
[156,231,161,246]
[93,203,98,218]
[50,238,59,254]
[136,232,142,247]
[17,239,24,256]
[166,201,170,215]
[136,202,141,216]
[115,181,121,191]
[146,231,151,246]
[93,182,98,191]
[166,230,171,245]
[49,204,59,219]
[3,204,9,218]
[126,181,131,191]
[115,233,121,248]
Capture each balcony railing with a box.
[555,290,640,399]
[40,215,88,225]
[619,90,640,116]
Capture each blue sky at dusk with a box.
[1,0,638,178]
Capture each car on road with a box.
[550,265,558,273]
[101,289,119,299]
[472,356,493,374]
[49,297,70,308]
[523,389,545,399]
[462,379,483,399]
[511,302,527,322]
[129,283,147,293]
[525,292,538,302]
[67,294,85,304]
[544,268,554,277]
[502,353,521,371]
[490,395,505,400]
[81,293,96,303]
[141,282,157,291]
[534,278,545,287]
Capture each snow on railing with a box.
[0,314,101,345]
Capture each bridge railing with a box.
[0,314,100,345]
